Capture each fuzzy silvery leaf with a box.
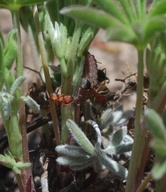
[71,160,94,171]
[21,95,40,114]
[56,155,93,167]
[10,76,26,95]
[110,106,123,126]
[86,120,102,148]
[100,106,126,129]
[111,126,127,146]
[66,119,96,155]
[93,157,105,172]
[0,92,13,118]
[55,144,91,157]
[100,108,114,129]
[97,148,128,179]
[104,142,133,155]
[115,110,133,126]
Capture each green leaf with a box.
[144,16,166,44]
[104,142,133,155]
[105,24,137,44]
[97,148,128,179]
[148,0,166,17]
[86,120,102,148]
[151,139,166,157]
[119,0,137,22]
[4,30,17,69]
[10,76,26,95]
[21,95,40,114]
[56,156,93,168]
[60,6,124,29]
[0,36,4,90]
[144,109,166,141]
[0,149,30,174]
[4,68,15,91]
[94,0,129,25]
[66,119,96,155]
[78,25,97,57]
[0,92,13,119]
[111,106,124,126]
[55,144,91,157]
[112,126,127,146]
[152,160,166,180]
[0,0,48,10]
[100,108,114,129]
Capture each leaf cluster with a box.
[56,106,133,180]
[60,0,166,50]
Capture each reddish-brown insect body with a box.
[63,95,73,104]
[50,93,73,104]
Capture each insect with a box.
[74,80,110,105]
[50,93,73,104]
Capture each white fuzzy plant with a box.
[55,106,133,180]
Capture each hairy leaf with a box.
[55,144,91,157]
[94,0,129,25]
[97,149,128,179]
[60,6,124,29]
[145,109,166,141]
[100,108,114,129]
[86,120,102,147]
[104,142,133,155]
[21,95,40,114]
[10,76,26,95]
[56,156,93,167]
[111,126,127,146]
[4,30,17,69]
[66,119,96,155]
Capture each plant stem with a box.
[60,24,82,143]
[11,10,35,191]
[136,172,152,192]
[126,50,146,192]
[33,5,61,145]
[61,103,75,143]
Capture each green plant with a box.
[59,0,166,191]
[56,106,133,180]
[0,0,166,191]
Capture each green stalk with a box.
[61,103,75,143]
[11,10,35,191]
[126,50,146,192]
[33,5,61,145]
[3,115,22,159]
[136,172,152,192]
[60,24,82,143]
